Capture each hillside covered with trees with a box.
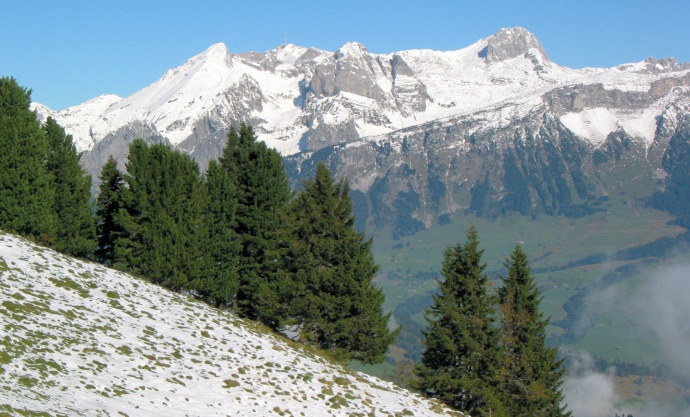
[0,76,396,365]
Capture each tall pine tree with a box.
[289,162,398,364]
[0,77,56,242]
[497,244,570,417]
[94,156,126,265]
[43,117,96,258]
[218,124,294,329]
[413,225,506,416]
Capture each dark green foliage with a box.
[43,117,96,257]
[413,226,506,416]
[204,160,241,308]
[114,140,211,293]
[0,77,56,242]
[219,124,293,328]
[290,162,399,364]
[497,245,570,417]
[94,156,126,265]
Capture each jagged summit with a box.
[478,26,548,63]
[205,42,230,55]
[274,43,316,64]
[334,42,369,59]
[616,56,690,74]
[185,42,232,63]
[162,42,233,80]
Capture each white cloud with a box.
[562,352,618,417]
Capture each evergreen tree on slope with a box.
[0,77,56,242]
[497,244,570,417]
[203,159,241,308]
[114,140,211,292]
[218,124,293,329]
[43,117,96,258]
[289,162,398,364]
[94,156,126,266]
[413,225,506,416]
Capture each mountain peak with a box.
[203,42,230,58]
[478,26,548,63]
[157,42,232,83]
[334,42,369,59]
[179,42,232,70]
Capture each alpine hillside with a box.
[0,232,462,416]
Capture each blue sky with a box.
[3,0,689,110]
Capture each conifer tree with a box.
[43,117,96,258]
[110,141,146,272]
[94,156,126,265]
[413,225,506,416]
[289,162,398,363]
[0,77,56,242]
[203,160,241,308]
[218,124,293,329]
[115,140,212,292]
[497,244,570,417]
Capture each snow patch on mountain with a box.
[32,94,122,151]
[0,233,461,416]
[560,107,662,145]
[560,87,690,145]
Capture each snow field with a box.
[0,234,461,416]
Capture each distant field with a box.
[613,375,690,417]
[369,184,686,370]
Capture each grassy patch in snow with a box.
[0,404,54,417]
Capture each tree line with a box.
[0,77,396,364]
[0,78,95,256]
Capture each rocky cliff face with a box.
[478,27,548,64]
[286,85,690,236]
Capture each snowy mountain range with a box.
[31,27,690,230]
[34,27,690,156]
[0,232,462,416]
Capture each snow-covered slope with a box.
[31,27,690,160]
[0,233,462,416]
